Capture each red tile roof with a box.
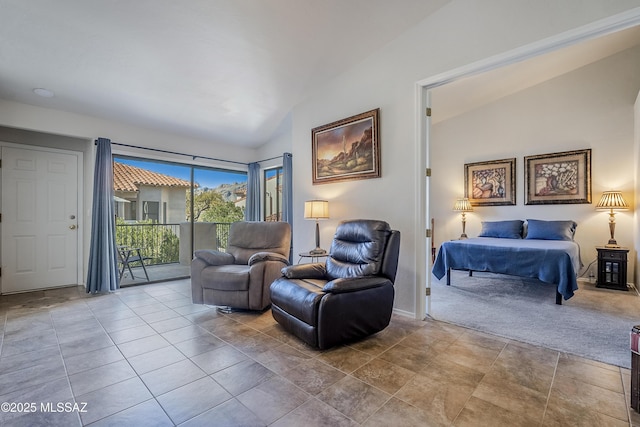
[113,162,192,192]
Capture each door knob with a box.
[69,225,77,230]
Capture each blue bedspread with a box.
[432,237,582,300]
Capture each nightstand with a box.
[595,247,629,291]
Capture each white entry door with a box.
[1,146,80,293]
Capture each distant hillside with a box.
[211,182,247,202]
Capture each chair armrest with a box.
[322,276,391,294]
[248,251,290,266]
[281,263,327,279]
[194,249,234,266]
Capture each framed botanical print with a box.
[524,149,591,205]
[464,158,516,206]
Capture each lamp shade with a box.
[453,198,473,212]
[596,191,629,210]
[304,200,329,219]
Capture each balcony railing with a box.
[116,222,232,265]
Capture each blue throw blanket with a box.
[432,237,582,300]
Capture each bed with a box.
[431,220,582,304]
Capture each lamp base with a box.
[459,234,468,239]
[605,220,620,248]
[309,248,327,255]
[309,221,327,256]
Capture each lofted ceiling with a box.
[2,1,639,148]
[0,0,449,147]
[432,25,640,124]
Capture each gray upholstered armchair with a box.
[270,219,400,349]
[191,221,291,311]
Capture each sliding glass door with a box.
[113,156,247,286]
[189,167,247,257]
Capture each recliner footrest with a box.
[271,304,318,348]
[270,277,324,326]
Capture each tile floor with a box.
[0,279,639,426]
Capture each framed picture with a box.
[464,158,516,206]
[312,108,380,185]
[524,149,591,205]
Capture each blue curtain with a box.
[86,138,119,293]
[245,162,261,221]
[282,152,293,262]
[282,153,293,225]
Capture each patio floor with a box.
[120,262,191,287]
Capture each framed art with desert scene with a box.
[312,108,380,185]
[524,149,591,205]
[464,158,516,206]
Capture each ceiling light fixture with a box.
[33,88,54,98]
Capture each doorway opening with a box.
[416,11,640,319]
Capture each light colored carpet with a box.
[430,270,640,368]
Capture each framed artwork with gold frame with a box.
[524,149,591,205]
[464,158,516,206]
[311,109,380,185]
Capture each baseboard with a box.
[577,277,595,285]
[392,307,418,319]
[578,277,639,295]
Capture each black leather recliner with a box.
[270,219,400,349]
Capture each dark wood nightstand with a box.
[595,246,629,291]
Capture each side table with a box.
[595,246,629,291]
[298,252,328,264]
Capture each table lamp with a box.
[453,198,473,239]
[596,190,628,248]
[304,200,330,254]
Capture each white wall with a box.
[165,187,189,224]
[285,0,640,316]
[635,91,640,285]
[136,186,188,224]
[431,46,640,283]
[0,100,256,163]
[256,113,292,163]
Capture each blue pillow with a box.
[525,219,577,241]
[478,220,523,239]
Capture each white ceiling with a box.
[432,25,640,124]
[0,0,449,147]
[2,1,639,148]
